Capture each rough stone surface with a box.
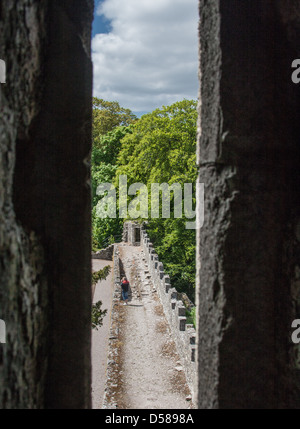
[92,245,114,261]
[197,0,300,409]
[123,221,141,246]
[140,228,197,399]
[0,1,93,408]
[103,244,193,409]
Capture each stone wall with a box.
[0,1,93,408]
[102,244,122,409]
[113,245,121,287]
[92,245,114,261]
[0,1,49,409]
[197,0,300,409]
[140,227,196,399]
[123,221,141,246]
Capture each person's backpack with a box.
[121,280,129,291]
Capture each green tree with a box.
[92,125,134,250]
[115,99,198,297]
[92,99,137,251]
[93,98,137,139]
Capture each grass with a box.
[186,307,196,328]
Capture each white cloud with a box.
[92,0,199,114]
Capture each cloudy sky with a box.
[92,0,199,116]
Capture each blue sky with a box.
[92,0,199,117]
[92,1,111,37]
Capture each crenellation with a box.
[171,290,178,300]
[178,303,186,317]
[134,222,196,399]
[191,347,196,363]
[179,317,186,332]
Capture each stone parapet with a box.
[139,226,196,400]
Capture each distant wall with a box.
[113,245,121,287]
[92,245,114,261]
[123,221,141,246]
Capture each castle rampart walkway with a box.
[103,245,193,409]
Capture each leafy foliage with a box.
[92,265,111,286]
[186,307,196,328]
[92,301,107,331]
[115,99,198,298]
[92,103,136,250]
[93,98,137,138]
[91,98,197,299]
[92,266,111,330]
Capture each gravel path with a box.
[91,259,114,409]
[116,245,193,409]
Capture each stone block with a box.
[179,317,186,332]
[191,346,196,363]
[178,305,186,317]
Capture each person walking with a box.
[121,277,130,305]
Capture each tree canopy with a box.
[91,99,136,250]
[93,98,137,138]
[115,99,198,297]
[91,98,198,298]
